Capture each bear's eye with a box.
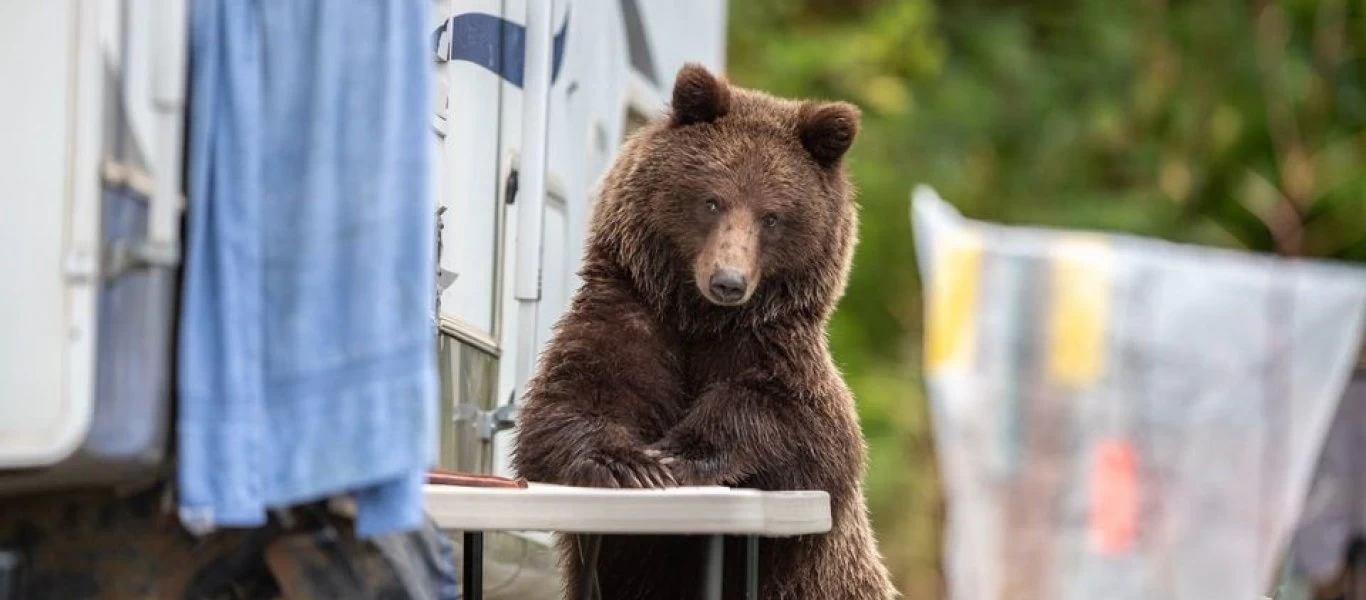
[704,198,720,214]
[761,214,779,229]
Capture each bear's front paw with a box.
[565,449,677,489]
[644,446,710,487]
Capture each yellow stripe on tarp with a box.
[925,233,983,374]
[1047,236,1113,387]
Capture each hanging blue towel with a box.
[178,0,436,538]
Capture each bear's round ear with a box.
[670,63,731,127]
[797,102,861,168]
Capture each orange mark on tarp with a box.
[1089,439,1138,555]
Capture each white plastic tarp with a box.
[911,185,1366,600]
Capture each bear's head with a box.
[592,63,861,328]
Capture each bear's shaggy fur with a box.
[512,63,898,600]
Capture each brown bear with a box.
[512,63,898,600]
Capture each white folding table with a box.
[423,483,832,600]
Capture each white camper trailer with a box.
[430,0,728,481]
[0,1,727,596]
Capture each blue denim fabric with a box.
[429,523,462,600]
[92,186,174,462]
[178,0,436,538]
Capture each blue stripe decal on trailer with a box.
[433,11,569,88]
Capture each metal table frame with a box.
[425,484,831,600]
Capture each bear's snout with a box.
[708,269,748,305]
[694,210,760,307]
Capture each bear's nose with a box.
[709,269,748,304]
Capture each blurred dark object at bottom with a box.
[0,483,458,600]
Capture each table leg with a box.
[463,531,483,600]
[703,534,724,600]
[745,535,759,599]
[578,534,603,600]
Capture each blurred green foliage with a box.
[728,0,1366,596]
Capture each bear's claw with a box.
[644,444,708,486]
[566,450,677,489]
